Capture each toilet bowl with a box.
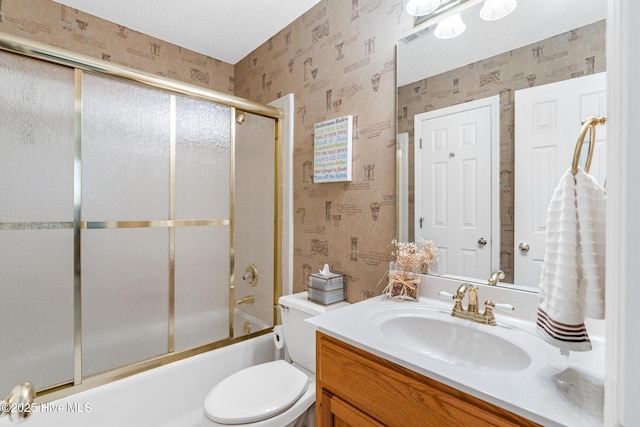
[203,292,349,426]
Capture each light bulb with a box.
[434,13,466,39]
[406,0,441,17]
[480,0,517,21]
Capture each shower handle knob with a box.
[242,264,258,286]
[519,242,530,253]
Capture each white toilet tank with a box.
[279,292,349,373]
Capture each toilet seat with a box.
[204,360,310,424]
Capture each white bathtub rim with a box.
[1,334,277,427]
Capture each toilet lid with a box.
[204,360,310,425]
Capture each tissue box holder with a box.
[308,271,345,304]
[308,287,345,305]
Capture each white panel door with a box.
[414,96,498,279]
[514,72,606,288]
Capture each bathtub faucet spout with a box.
[237,295,254,305]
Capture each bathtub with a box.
[0,333,277,427]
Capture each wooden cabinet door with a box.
[318,389,385,427]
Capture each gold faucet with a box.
[452,283,479,314]
[488,269,505,286]
[450,283,498,325]
[236,295,254,305]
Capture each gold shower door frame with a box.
[0,32,284,402]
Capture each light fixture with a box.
[434,13,466,39]
[479,0,517,21]
[406,0,441,17]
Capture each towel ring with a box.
[571,115,606,175]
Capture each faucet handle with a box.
[438,290,454,299]
[242,264,258,286]
[494,302,515,312]
[439,291,463,311]
[483,300,515,312]
[482,300,515,325]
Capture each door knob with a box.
[477,237,487,247]
[518,242,530,253]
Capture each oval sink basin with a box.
[379,315,531,372]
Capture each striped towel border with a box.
[536,308,592,351]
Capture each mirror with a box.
[397,0,607,291]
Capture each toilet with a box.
[203,291,349,426]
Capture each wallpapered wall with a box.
[234,1,411,301]
[397,20,606,283]
[0,0,234,94]
[2,0,413,302]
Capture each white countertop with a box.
[308,292,605,426]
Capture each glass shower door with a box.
[0,44,279,396]
[81,73,233,375]
[0,52,76,392]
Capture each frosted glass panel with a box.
[82,73,171,220]
[175,96,231,220]
[0,230,74,391]
[174,226,230,351]
[82,228,169,376]
[0,51,74,222]
[234,112,276,328]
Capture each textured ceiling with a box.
[52,0,321,64]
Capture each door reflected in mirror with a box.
[414,96,499,281]
[396,0,607,291]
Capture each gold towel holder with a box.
[572,115,607,175]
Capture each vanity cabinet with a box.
[316,332,540,427]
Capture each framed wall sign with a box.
[313,115,353,183]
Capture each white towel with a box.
[536,167,606,352]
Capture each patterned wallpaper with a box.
[397,20,606,283]
[234,0,411,301]
[2,1,608,302]
[0,0,235,94]
[1,0,412,302]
